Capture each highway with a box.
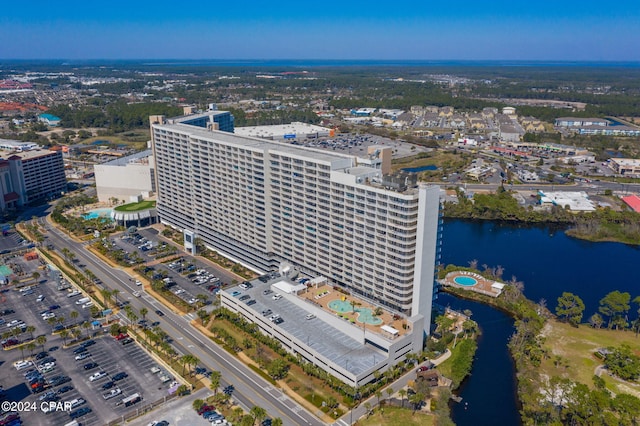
[39,217,324,426]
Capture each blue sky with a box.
[1,0,639,60]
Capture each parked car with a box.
[89,371,107,381]
[75,352,91,361]
[101,381,115,390]
[83,362,98,370]
[69,407,91,419]
[57,385,73,394]
[112,372,128,381]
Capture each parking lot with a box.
[110,230,226,307]
[1,256,176,425]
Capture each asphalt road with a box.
[39,218,323,426]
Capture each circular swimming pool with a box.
[453,275,479,286]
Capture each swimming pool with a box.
[328,299,383,325]
[82,208,113,220]
[453,276,479,286]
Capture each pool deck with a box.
[299,283,410,337]
[440,271,504,298]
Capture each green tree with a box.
[599,291,631,329]
[250,406,267,425]
[197,309,209,325]
[555,292,586,326]
[36,335,47,352]
[266,359,289,380]
[604,344,640,381]
[140,307,148,322]
[209,370,221,395]
[192,399,205,411]
[398,388,407,408]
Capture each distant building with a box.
[621,194,640,213]
[234,122,332,141]
[37,113,61,127]
[539,191,595,212]
[610,158,640,177]
[554,117,640,136]
[554,117,609,127]
[502,106,516,116]
[0,146,66,212]
[94,150,155,203]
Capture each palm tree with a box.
[180,354,192,376]
[375,390,382,407]
[140,307,148,322]
[398,389,407,408]
[36,335,47,352]
[26,341,36,357]
[82,321,91,338]
[69,310,79,323]
[210,370,221,395]
[47,317,57,331]
[112,289,120,306]
[25,325,36,340]
[271,418,283,426]
[189,355,199,376]
[102,289,114,307]
[250,406,267,425]
[386,387,394,403]
[197,309,209,325]
[59,329,69,346]
[126,310,138,327]
[71,328,81,342]
[409,391,425,413]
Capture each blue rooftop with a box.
[38,113,61,121]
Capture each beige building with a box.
[610,158,640,176]
[94,150,155,203]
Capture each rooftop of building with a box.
[233,122,330,138]
[224,275,411,376]
[539,190,596,212]
[38,113,61,121]
[101,149,152,167]
[156,119,359,165]
[610,158,640,165]
[0,148,58,160]
[622,194,640,212]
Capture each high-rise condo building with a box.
[150,111,439,337]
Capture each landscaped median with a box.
[190,315,339,423]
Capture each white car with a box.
[13,360,33,371]
[39,364,55,373]
[36,295,45,302]
[89,371,107,381]
[75,352,91,361]
[69,398,86,408]
[42,313,55,320]
[103,388,122,400]
[67,290,81,298]
[135,280,142,286]
[272,294,282,300]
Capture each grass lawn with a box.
[114,200,156,212]
[390,151,471,178]
[540,320,640,396]
[357,406,434,426]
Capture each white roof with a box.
[381,325,399,335]
[272,280,306,294]
[539,191,595,212]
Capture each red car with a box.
[197,405,215,415]
[114,333,129,341]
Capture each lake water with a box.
[440,219,640,425]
